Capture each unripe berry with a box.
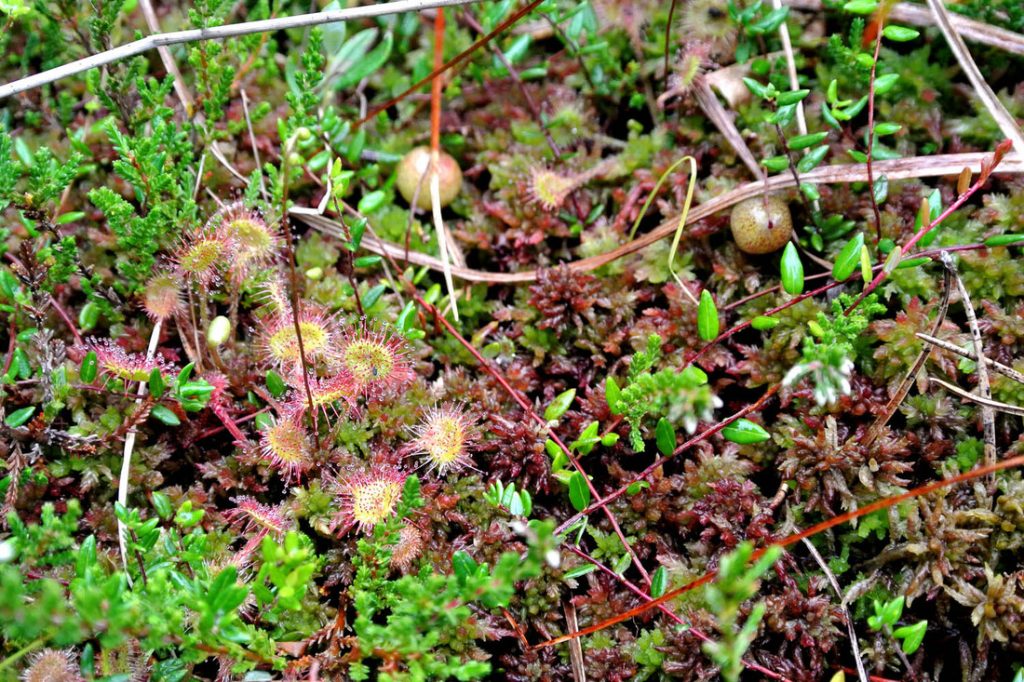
[396,146,462,210]
[729,195,793,254]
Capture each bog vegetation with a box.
[1,0,1024,680]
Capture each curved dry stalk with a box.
[929,377,1024,418]
[117,318,161,576]
[297,151,1024,284]
[0,0,486,100]
[917,333,1024,385]
[925,0,1024,156]
[784,0,1024,56]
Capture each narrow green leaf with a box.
[776,89,810,106]
[882,25,920,42]
[722,418,770,444]
[605,376,622,414]
[893,620,927,654]
[833,232,865,281]
[697,290,719,342]
[860,245,873,283]
[984,234,1024,247]
[742,77,770,99]
[265,370,286,398]
[874,122,902,136]
[357,189,386,214]
[650,566,668,598]
[874,73,900,95]
[655,417,675,456]
[452,550,478,580]
[843,0,878,13]
[897,256,931,270]
[780,242,804,295]
[148,368,165,399]
[150,405,181,426]
[788,132,828,151]
[563,564,597,581]
[797,145,829,173]
[626,481,650,495]
[80,350,98,384]
[568,472,591,512]
[762,155,789,173]
[545,388,576,421]
[751,315,779,330]
[4,406,35,428]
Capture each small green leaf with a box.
[605,376,622,414]
[843,0,878,13]
[897,256,931,270]
[4,406,35,428]
[874,73,900,95]
[761,155,789,173]
[545,388,576,421]
[78,301,100,331]
[150,404,181,426]
[984,234,1024,247]
[788,132,829,151]
[742,77,770,99]
[563,564,597,581]
[832,232,865,281]
[722,418,770,444]
[357,189,387,214]
[80,350,98,384]
[697,290,719,342]
[266,370,286,398]
[874,122,902,136]
[873,174,889,204]
[882,25,920,42]
[151,491,173,519]
[751,315,779,331]
[893,620,927,654]
[776,89,809,106]
[362,283,387,309]
[797,145,829,173]
[860,245,873,283]
[568,472,591,512]
[650,566,668,598]
[780,243,804,295]
[655,418,675,456]
[452,550,478,581]
[148,368,165,399]
[626,481,650,495]
[353,255,382,268]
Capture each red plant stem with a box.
[209,400,250,445]
[356,0,544,129]
[564,546,789,680]
[846,150,1006,315]
[865,23,885,245]
[534,449,1024,648]
[194,407,268,441]
[554,384,779,537]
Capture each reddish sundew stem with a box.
[534,450,1024,648]
[430,8,444,154]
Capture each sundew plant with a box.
[2,0,1024,680]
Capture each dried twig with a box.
[564,602,586,682]
[944,253,997,490]
[916,333,1024,385]
[925,0,1024,155]
[784,0,1024,56]
[0,0,486,100]
[929,377,1024,418]
[297,151,1024,284]
[801,538,868,682]
[861,264,951,447]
